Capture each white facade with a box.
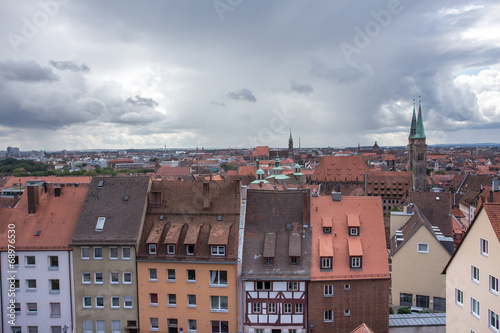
[1,250,74,333]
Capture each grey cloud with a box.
[290,80,313,94]
[227,88,257,102]
[212,101,226,107]
[50,59,90,73]
[0,60,59,83]
[309,55,373,84]
[126,95,159,108]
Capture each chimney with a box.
[493,178,499,192]
[27,185,40,214]
[331,192,341,201]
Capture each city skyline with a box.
[1,1,500,151]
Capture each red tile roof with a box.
[3,176,91,188]
[251,146,270,157]
[484,203,500,242]
[311,156,370,182]
[351,323,376,333]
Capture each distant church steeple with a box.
[407,98,427,192]
[288,130,294,161]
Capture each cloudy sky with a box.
[1,1,500,151]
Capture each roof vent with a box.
[34,230,41,236]
[286,223,291,230]
[159,215,164,220]
[124,195,129,201]
[331,192,341,201]
[435,196,440,201]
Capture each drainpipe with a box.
[68,250,74,332]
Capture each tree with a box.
[398,307,411,314]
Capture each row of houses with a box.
[0,177,389,333]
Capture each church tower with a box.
[288,130,294,161]
[407,99,427,191]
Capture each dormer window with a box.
[350,257,362,269]
[321,257,332,269]
[95,217,105,231]
[265,258,273,265]
[149,244,157,255]
[290,257,298,265]
[166,244,176,255]
[349,227,359,236]
[186,244,195,256]
[211,245,225,256]
[323,227,332,234]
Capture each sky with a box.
[1,0,500,151]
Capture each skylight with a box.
[96,217,106,231]
[97,180,104,188]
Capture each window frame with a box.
[283,303,292,314]
[150,293,158,306]
[48,256,58,269]
[123,296,133,309]
[188,294,196,308]
[149,244,157,255]
[49,279,60,293]
[82,272,91,284]
[417,243,429,253]
[149,268,157,281]
[455,288,464,306]
[81,247,90,260]
[187,269,196,282]
[210,270,227,287]
[295,303,303,314]
[109,247,118,260]
[490,275,499,295]
[111,296,120,309]
[25,255,36,267]
[268,303,276,313]
[489,309,499,332]
[110,271,119,284]
[83,296,92,308]
[95,296,104,309]
[94,272,103,284]
[324,284,333,297]
[288,281,299,291]
[321,257,332,269]
[168,294,176,307]
[471,297,480,319]
[480,238,489,256]
[211,245,226,256]
[27,302,37,314]
[350,257,362,268]
[255,281,271,291]
[349,227,359,236]
[186,244,195,256]
[122,247,131,260]
[93,247,102,260]
[210,295,228,312]
[150,318,159,331]
[167,244,176,255]
[252,302,261,313]
[471,265,480,284]
[324,309,333,322]
[167,269,176,282]
[26,279,37,291]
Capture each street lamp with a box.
[309,323,314,332]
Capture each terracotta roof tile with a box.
[184,223,202,244]
[251,146,270,157]
[348,238,363,256]
[164,223,183,244]
[484,203,500,242]
[263,232,276,257]
[311,156,370,182]
[351,323,376,333]
[146,222,165,243]
[208,223,231,245]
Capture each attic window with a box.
[124,195,129,201]
[350,257,362,269]
[96,217,106,231]
[323,227,332,234]
[290,257,298,265]
[97,180,104,188]
[149,244,157,255]
[217,215,222,221]
[349,227,359,236]
[265,258,273,265]
[34,230,41,236]
[159,215,164,220]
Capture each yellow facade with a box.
[446,207,500,333]
[137,261,238,333]
[391,226,450,309]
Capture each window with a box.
[167,244,176,255]
[81,247,90,259]
[110,272,119,284]
[149,244,157,254]
[433,296,446,311]
[96,217,105,231]
[265,258,273,265]
[124,296,133,308]
[188,319,197,332]
[253,302,261,313]
[350,257,362,268]
[471,265,480,283]
[211,321,228,333]
[95,296,104,308]
[416,295,429,308]
[94,247,102,259]
[14,279,19,290]
[149,268,157,281]
[489,310,499,332]
[82,272,91,284]
[349,227,359,236]
[26,256,36,266]
[111,296,120,308]
[455,289,464,306]
[27,302,37,314]
[324,284,333,297]
[109,247,118,259]
[83,296,92,308]
[84,321,93,333]
[210,270,227,286]
[323,227,332,234]
[210,296,228,312]
[14,302,20,314]
[283,303,292,314]
[187,269,196,282]
[288,281,299,291]
[167,269,176,281]
[12,255,19,266]
[418,243,429,253]
[28,327,38,333]
[290,257,298,265]
[122,247,131,259]
[150,318,159,331]
[51,327,62,333]
[26,279,37,291]
[112,321,121,333]
[344,284,351,290]
[95,272,103,284]
[256,281,271,290]
[150,293,158,306]
[168,294,176,307]
[324,310,333,322]
[123,272,132,284]
[400,293,412,307]
[268,303,276,313]
[50,303,61,318]
[49,279,60,293]
[11,327,21,333]
[186,244,195,255]
[321,257,332,269]
[480,238,489,256]
[471,297,480,318]
[96,321,105,333]
[48,256,58,269]
[295,303,303,313]
[188,294,196,307]
[490,275,499,295]
[211,245,225,256]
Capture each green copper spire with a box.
[409,100,417,139]
[415,100,426,139]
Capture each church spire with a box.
[415,98,426,139]
[409,99,417,139]
[289,129,293,143]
